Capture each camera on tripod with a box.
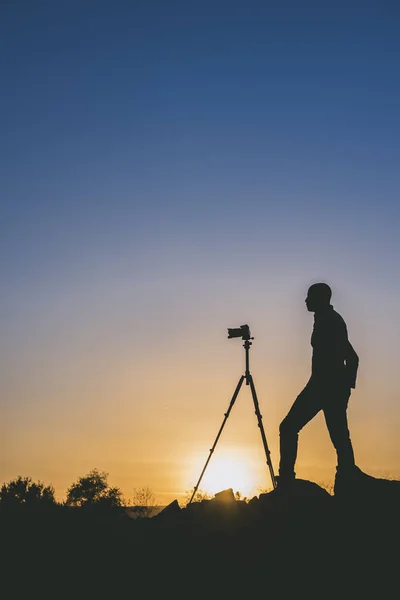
[189,322,276,504]
[227,324,253,341]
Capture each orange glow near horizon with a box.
[185,447,268,499]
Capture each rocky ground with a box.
[3,470,400,598]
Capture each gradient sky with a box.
[1,1,400,504]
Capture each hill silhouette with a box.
[2,471,399,596]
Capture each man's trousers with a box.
[279,377,355,478]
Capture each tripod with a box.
[189,333,277,504]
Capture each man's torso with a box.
[311,305,350,386]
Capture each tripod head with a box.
[227,324,255,384]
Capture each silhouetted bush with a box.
[0,475,56,509]
[65,468,125,510]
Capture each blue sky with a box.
[1,1,400,501]
[2,1,399,285]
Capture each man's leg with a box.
[323,388,355,472]
[279,381,322,482]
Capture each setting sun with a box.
[187,448,261,499]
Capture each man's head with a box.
[305,283,332,312]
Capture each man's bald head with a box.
[305,283,332,312]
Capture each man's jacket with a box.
[311,304,359,389]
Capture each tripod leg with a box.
[189,375,245,504]
[248,374,277,489]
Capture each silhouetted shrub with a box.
[65,468,125,509]
[0,476,56,509]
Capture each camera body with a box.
[227,324,252,340]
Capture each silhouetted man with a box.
[278,283,359,486]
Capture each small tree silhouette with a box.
[131,486,157,518]
[0,476,56,509]
[66,468,125,509]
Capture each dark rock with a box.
[247,495,259,506]
[184,500,205,516]
[212,488,236,504]
[334,466,400,509]
[251,478,332,520]
[152,499,181,521]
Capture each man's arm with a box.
[345,341,359,389]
